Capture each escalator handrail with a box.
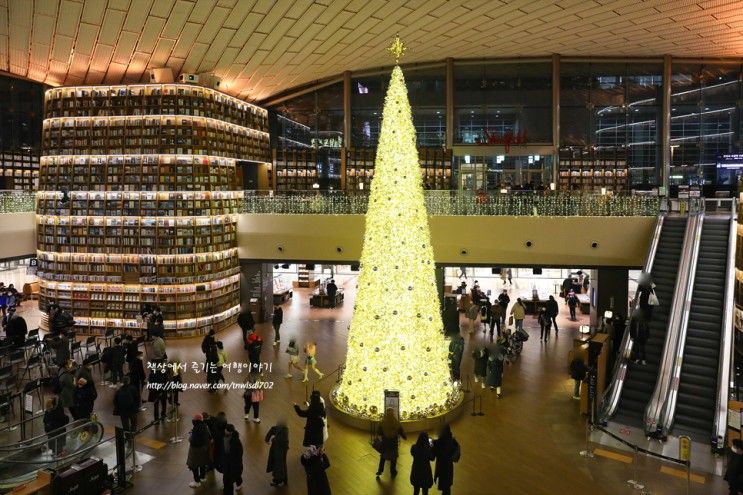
[0,418,92,452]
[599,214,665,422]
[653,212,704,435]
[714,203,737,450]
[0,420,104,464]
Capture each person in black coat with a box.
[246,333,264,373]
[265,422,289,487]
[113,376,139,433]
[294,391,326,447]
[442,298,459,337]
[128,351,146,408]
[545,295,559,333]
[725,439,743,495]
[110,337,126,385]
[221,424,244,495]
[569,357,588,399]
[124,335,138,365]
[272,305,283,345]
[72,377,97,421]
[629,308,649,365]
[433,425,460,495]
[210,411,228,473]
[497,290,510,324]
[237,308,255,343]
[147,367,168,423]
[4,306,27,347]
[300,446,331,495]
[43,397,69,455]
[205,344,219,392]
[325,280,338,308]
[410,432,435,495]
[201,329,216,356]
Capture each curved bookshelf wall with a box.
[38,84,270,336]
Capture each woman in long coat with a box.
[433,425,460,495]
[300,446,331,495]
[265,422,289,486]
[472,346,489,386]
[486,351,505,397]
[186,414,212,487]
[375,408,407,478]
[410,432,434,495]
[294,391,325,447]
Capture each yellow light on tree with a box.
[332,39,460,421]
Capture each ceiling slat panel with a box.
[149,38,176,68]
[31,14,55,46]
[8,0,31,73]
[122,0,153,32]
[162,0,194,39]
[99,9,127,45]
[135,16,166,53]
[223,0,256,29]
[81,0,107,25]
[170,22,201,58]
[188,0,217,23]
[50,35,74,63]
[149,0,176,18]
[90,44,115,72]
[111,31,138,64]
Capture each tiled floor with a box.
[6,281,728,494]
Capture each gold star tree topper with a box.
[388,35,405,63]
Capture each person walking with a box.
[538,307,552,341]
[510,298,525,331]
[566,291,578,321]
[464,301,479,334]
[272,305,283,345]
[237,307,255,343]
[246,333,264,374]
[216,341,228,389]
[43,397,69,456]
[472,346,489,387]
[300,446,331,495]
[205,343,220,393]
[569,356,588,400]
[187,413,212,488]
[497,290,510,325]
[433,425,460,495]
[486,351,505,398]
[410,432,435,495]
[200,329,216,358]
[243,374,264,423]
[221,424,243,495]
[302,341,324,382]
[265,421,289,487]
[489,302,502,341]
[546,295,559,334]
[113,376,139,434]
[285,338,302,378]
[294,391,326,448]
[375,408,407,478]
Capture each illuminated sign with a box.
[476,130,528,152]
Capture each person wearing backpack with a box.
[433,424,460,495]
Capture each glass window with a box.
[454,62,552,144]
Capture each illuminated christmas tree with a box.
[332,38,460,421]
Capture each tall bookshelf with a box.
[38,83,270,337]
[344,147,452,190]
[557,147,629,193]
[273,148,318,190]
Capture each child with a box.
[243,374,263,423]
[302,341,324,383]
[285,339,302,379]
[265,421,289,487]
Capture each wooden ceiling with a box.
[3,0,743,102]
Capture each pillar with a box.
[446,58,454,149]
[590,268,629,328]
[240,262,274,323]
[551,53,561,187]
[661,54,672,193]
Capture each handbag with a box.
[508,315,514,326]
[648,290,659,306]
[371,436,383,454]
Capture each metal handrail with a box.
[651,213,704,436]
[713,200,738,450]
[0,418,95,454]
[599,215,665,422]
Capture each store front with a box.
[452,144,556,190]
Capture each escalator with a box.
[672,217,732,441]
[613,216,688,427]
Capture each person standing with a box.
[433,425,460,495]
[246,333,264,374]
[265,421,289,487]
[272,305,283,345]
[129,350,146,411]
[725,439,743,495]
[168,359,183,409]
[302,341,324,382]
[375,408,407,478]
[300,446,331,495]
[510,298,526,332]
[201,329,216,357]
[479,298,491,334]
[147,366,168,423]
[448,333,464,382]
[237,307,255,343]
[58,359,77,418]
[216,341,228,389]
[151,333,167,363]
[43,397,69,456]
[205,343,220,393]
[187,413,212,488]
[566,291,578,321]
[486,352,505,398]
[489,302,502,341]
[497,290,510,325]
[221,424,243,495]
[472,346,489,387]
[294,391,326,448]
[325,279,338,308]
[243,374,263,423]
[546,295,559,334]
[113,376,139,435]
[110,337,126,387]
[4,306,27,347]
[285,339,302,379]
[569,356,588,400]
[464,301,479,334]
[72,377,97,421]
[410,432,435,495]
